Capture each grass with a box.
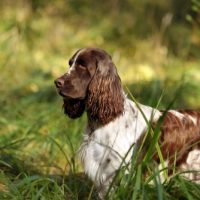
[1,2,200,199]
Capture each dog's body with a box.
[55,48,200,197]
[79,98,161,195]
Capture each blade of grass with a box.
[131,164,142,200]
[47,136,72,171]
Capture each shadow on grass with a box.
[0,152,97,199]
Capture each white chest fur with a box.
[79,99,161,187]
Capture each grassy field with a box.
[0,1,200,199]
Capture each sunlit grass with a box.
[0,2,200,199]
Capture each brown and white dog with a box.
[55,47,200,197]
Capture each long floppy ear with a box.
[63,99,85,119]
[86,59,124,125]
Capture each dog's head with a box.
[55,48,124,124]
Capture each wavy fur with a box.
[86,70,124,124]
[63,99,85,119]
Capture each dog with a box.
[55,47,200,197]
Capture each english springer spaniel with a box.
[55,48,200,197]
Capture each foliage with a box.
[0,0,200,199]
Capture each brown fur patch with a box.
[63,99,85,119]
[156,110,200,166]
[86,71,124,125]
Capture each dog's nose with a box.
[54,79,64,88]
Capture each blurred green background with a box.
[0,0,200,198]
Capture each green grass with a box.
[1,1,200,199]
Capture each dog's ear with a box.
[86,53,124,124]
[63,99,85,119]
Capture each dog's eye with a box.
[77,59,86,68]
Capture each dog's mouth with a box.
[55,88,69,98]
[58,90,68,98]
[58,90,85,101]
